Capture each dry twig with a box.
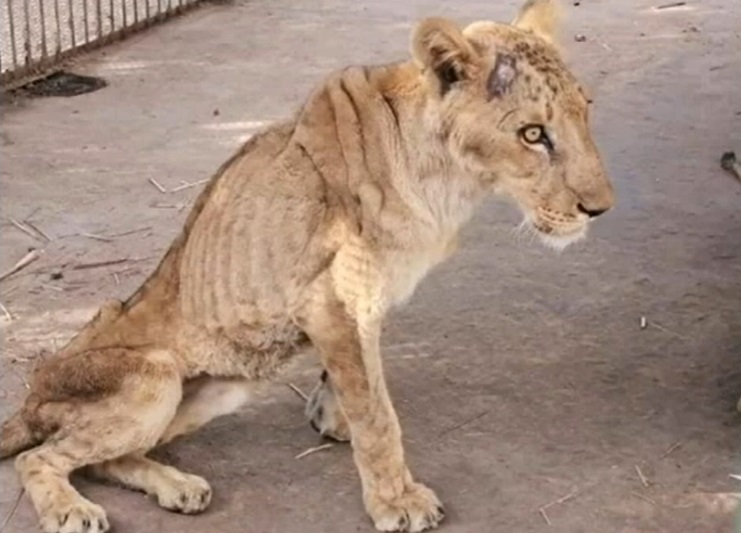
[1,285,20,298]
[438,410,489,438]
[631,491,657,505]
[171,179,209,192]
[0,249,40,283]
[649,321,688,340]
[287,383,310,402]
[148,177,167,193]
[40,283,65,293]
[109,226,152,238]
[635,465,650,488]
[22,220,52,241]
[152,201,190,210]
[295,443,333,459]
[9,218,42,241]
[72,258,130,271]
[80,232,114,242]
[0,302,12,321]
[0,487,25,533]
[537,490,577,525]
[661,441,682,458]
[114,267,142,277]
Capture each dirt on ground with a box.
[1,1,740,532]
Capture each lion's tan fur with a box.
[1,2,614,532]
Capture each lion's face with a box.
[412,3,615,249]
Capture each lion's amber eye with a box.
[521,125,544,144]
[519,124,554,151]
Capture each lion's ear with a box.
[512,0,561,45]
[411,18,477,95]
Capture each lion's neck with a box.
[373,62,485,245]
[292,60,483,254]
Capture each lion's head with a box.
[411,0,615,248]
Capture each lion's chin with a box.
[538,227,587,251]
[523,218,588,251]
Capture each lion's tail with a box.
[0,408,39,460]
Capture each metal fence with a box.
[1,0,203,88]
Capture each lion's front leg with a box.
[302,298,444,533]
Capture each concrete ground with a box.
[1,0,740,532]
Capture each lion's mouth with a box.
[531,220,554,235]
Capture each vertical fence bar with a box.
[7,0,19,70]
[53,0,62,58]
[122,0,128,30]
[37,0,48,61]
[144,0,150,21]
[82,0,90,43]
[133,0,139,25]
[96,0,102,40]
[67,0,76,49]
[109,0,114,33]
[22,0,32,67]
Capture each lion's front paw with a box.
[39,497,109,533]
[155,471,212,514]
[367,482,444,532]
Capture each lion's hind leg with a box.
[90,377,252,514]
[90,454,212,514]
[15,348,182,533]
[305,370,350,442]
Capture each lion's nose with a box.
[577,203,609,218]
